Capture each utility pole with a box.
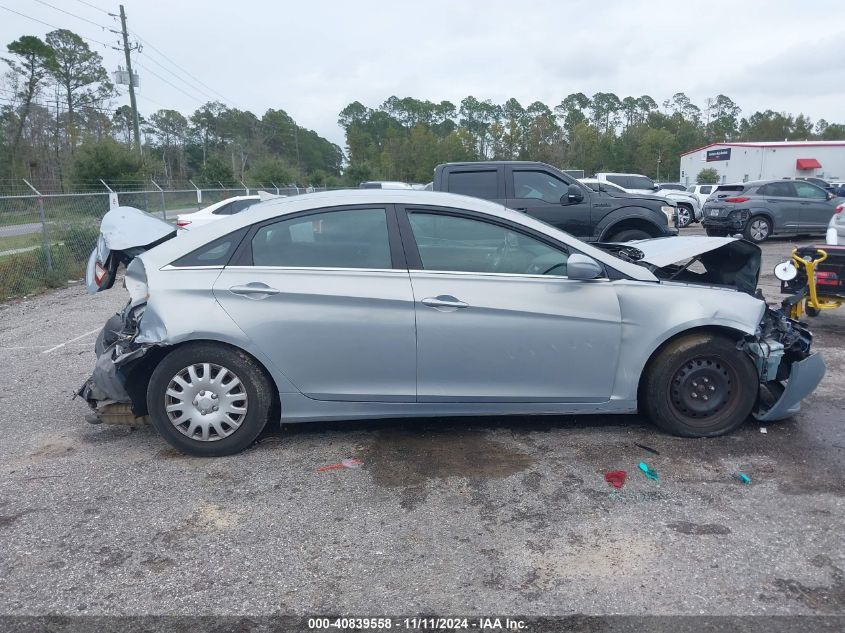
[114,5,141,154]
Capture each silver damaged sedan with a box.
[79,190,825,456]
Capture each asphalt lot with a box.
[0,228,843,618]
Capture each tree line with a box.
[1,29,343,191]
[339,94,845,184]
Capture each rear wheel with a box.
[147,343,273,456]
[744,215,772,243]
[642,333,758,437]
[609,228,651,242]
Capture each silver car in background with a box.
[80,190,824,456]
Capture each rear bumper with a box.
[754,352,826,421]
[702,212,748,231]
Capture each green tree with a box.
[2,35,56,163]
[198,154,234,185]
[45,29,112,150]
[69,137,144,187]
[697,168,719,184]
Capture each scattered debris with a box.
[604,470,627,489]
[634,442,660,455]
[760,427,768,434]
[734,472,752,484]
[317,458,363,472]
[639,462,659,481]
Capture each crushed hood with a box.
[620,236,762,295]
[98,206,175,252]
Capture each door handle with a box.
[229,282,280,299]
[421,295,469,310]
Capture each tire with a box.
[705,227,728,237]
[147,342,273,456]
[743,215,772,243]
[641,333,758,438]
[609,228,651,242]
[676,205,692,228]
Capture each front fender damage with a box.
[77,301,162,425]
[739,307,826,421]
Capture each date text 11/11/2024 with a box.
[307,617,528,630]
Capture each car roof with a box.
[142,189,657,282]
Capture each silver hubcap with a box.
[749,219,769,241]
[678,208,691,227]
[164,363,248,442]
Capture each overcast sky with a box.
[2,0,844,149]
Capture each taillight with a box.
[724,196,750,203]
[94,261,107,286]
[835,203,843,214]
[817,271,838,285]
[177,219,191,228]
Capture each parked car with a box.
[594,172,701,228]
[701,179,842,243]
[797,177,835,194]
[687,184,719,207]
[656,182,688,191]
[827,201,845,245]
[176,195,261,231]
[80,190,823,456]
[433,162,678,241]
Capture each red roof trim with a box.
[681,141,845,157]
[796,158,822,170]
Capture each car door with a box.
[397,205,622,403]
[793,181,834,232]
[758,181,799,231]
[506,166,593,238]
[212,205,417,402]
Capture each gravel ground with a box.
[0,229,843,618]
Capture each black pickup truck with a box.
[432,161,678,242]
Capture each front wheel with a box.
[641,333,758,437]
[608,228,651,242]
[676,205,692,228]
[147,343,273,456]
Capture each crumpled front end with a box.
[740,307,826,421]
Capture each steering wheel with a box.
[490,239,513,272]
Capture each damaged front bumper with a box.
[743,307,826,421]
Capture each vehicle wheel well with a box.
[123,339,281,422]
[601,218,664,240]
[636,325,749,407]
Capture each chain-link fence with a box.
[0,181,347,301]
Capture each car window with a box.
[583,181,601,192]
[408,212,569,276]
[211,201,234,216]
[447,170,498,199]
[759,182,795,197]
[793,182,827,199]
[605,175,627,188]
[513,170,569,203]
[628,175,655,190]
[250,208,391,269]
[229,199,258,214]
[171,228,249,267]
[700,186,712,194]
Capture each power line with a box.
[34,0,113,31]
[133,44,220,104]
[72,0,111,15]
[129,29,237,106]
[0,3,115,48]
[135,62,208,105]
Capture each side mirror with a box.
[827,192,835,201]
[651,184,660,191]
[567,254,604,280]
[563,184,584,204]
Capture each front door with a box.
[399,207,622,402]
[212,206,416,402]
[793,181,835,232]
[505,166,593,238]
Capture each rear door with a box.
[212,205,417,402]
[793,181,834,232]
[443,166,505,205]
[757,182,798,231]
[505,166,593,238]
[397,205,622,403]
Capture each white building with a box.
[679,140,845,185]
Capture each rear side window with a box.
[448,170,498,199]
[700,185,712,194]
[213,199,257,216]
[605,175,627,188]
[758,182,794,197]
[171,228,249,267]
[250,208,391,269]
[628,175,655,190]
